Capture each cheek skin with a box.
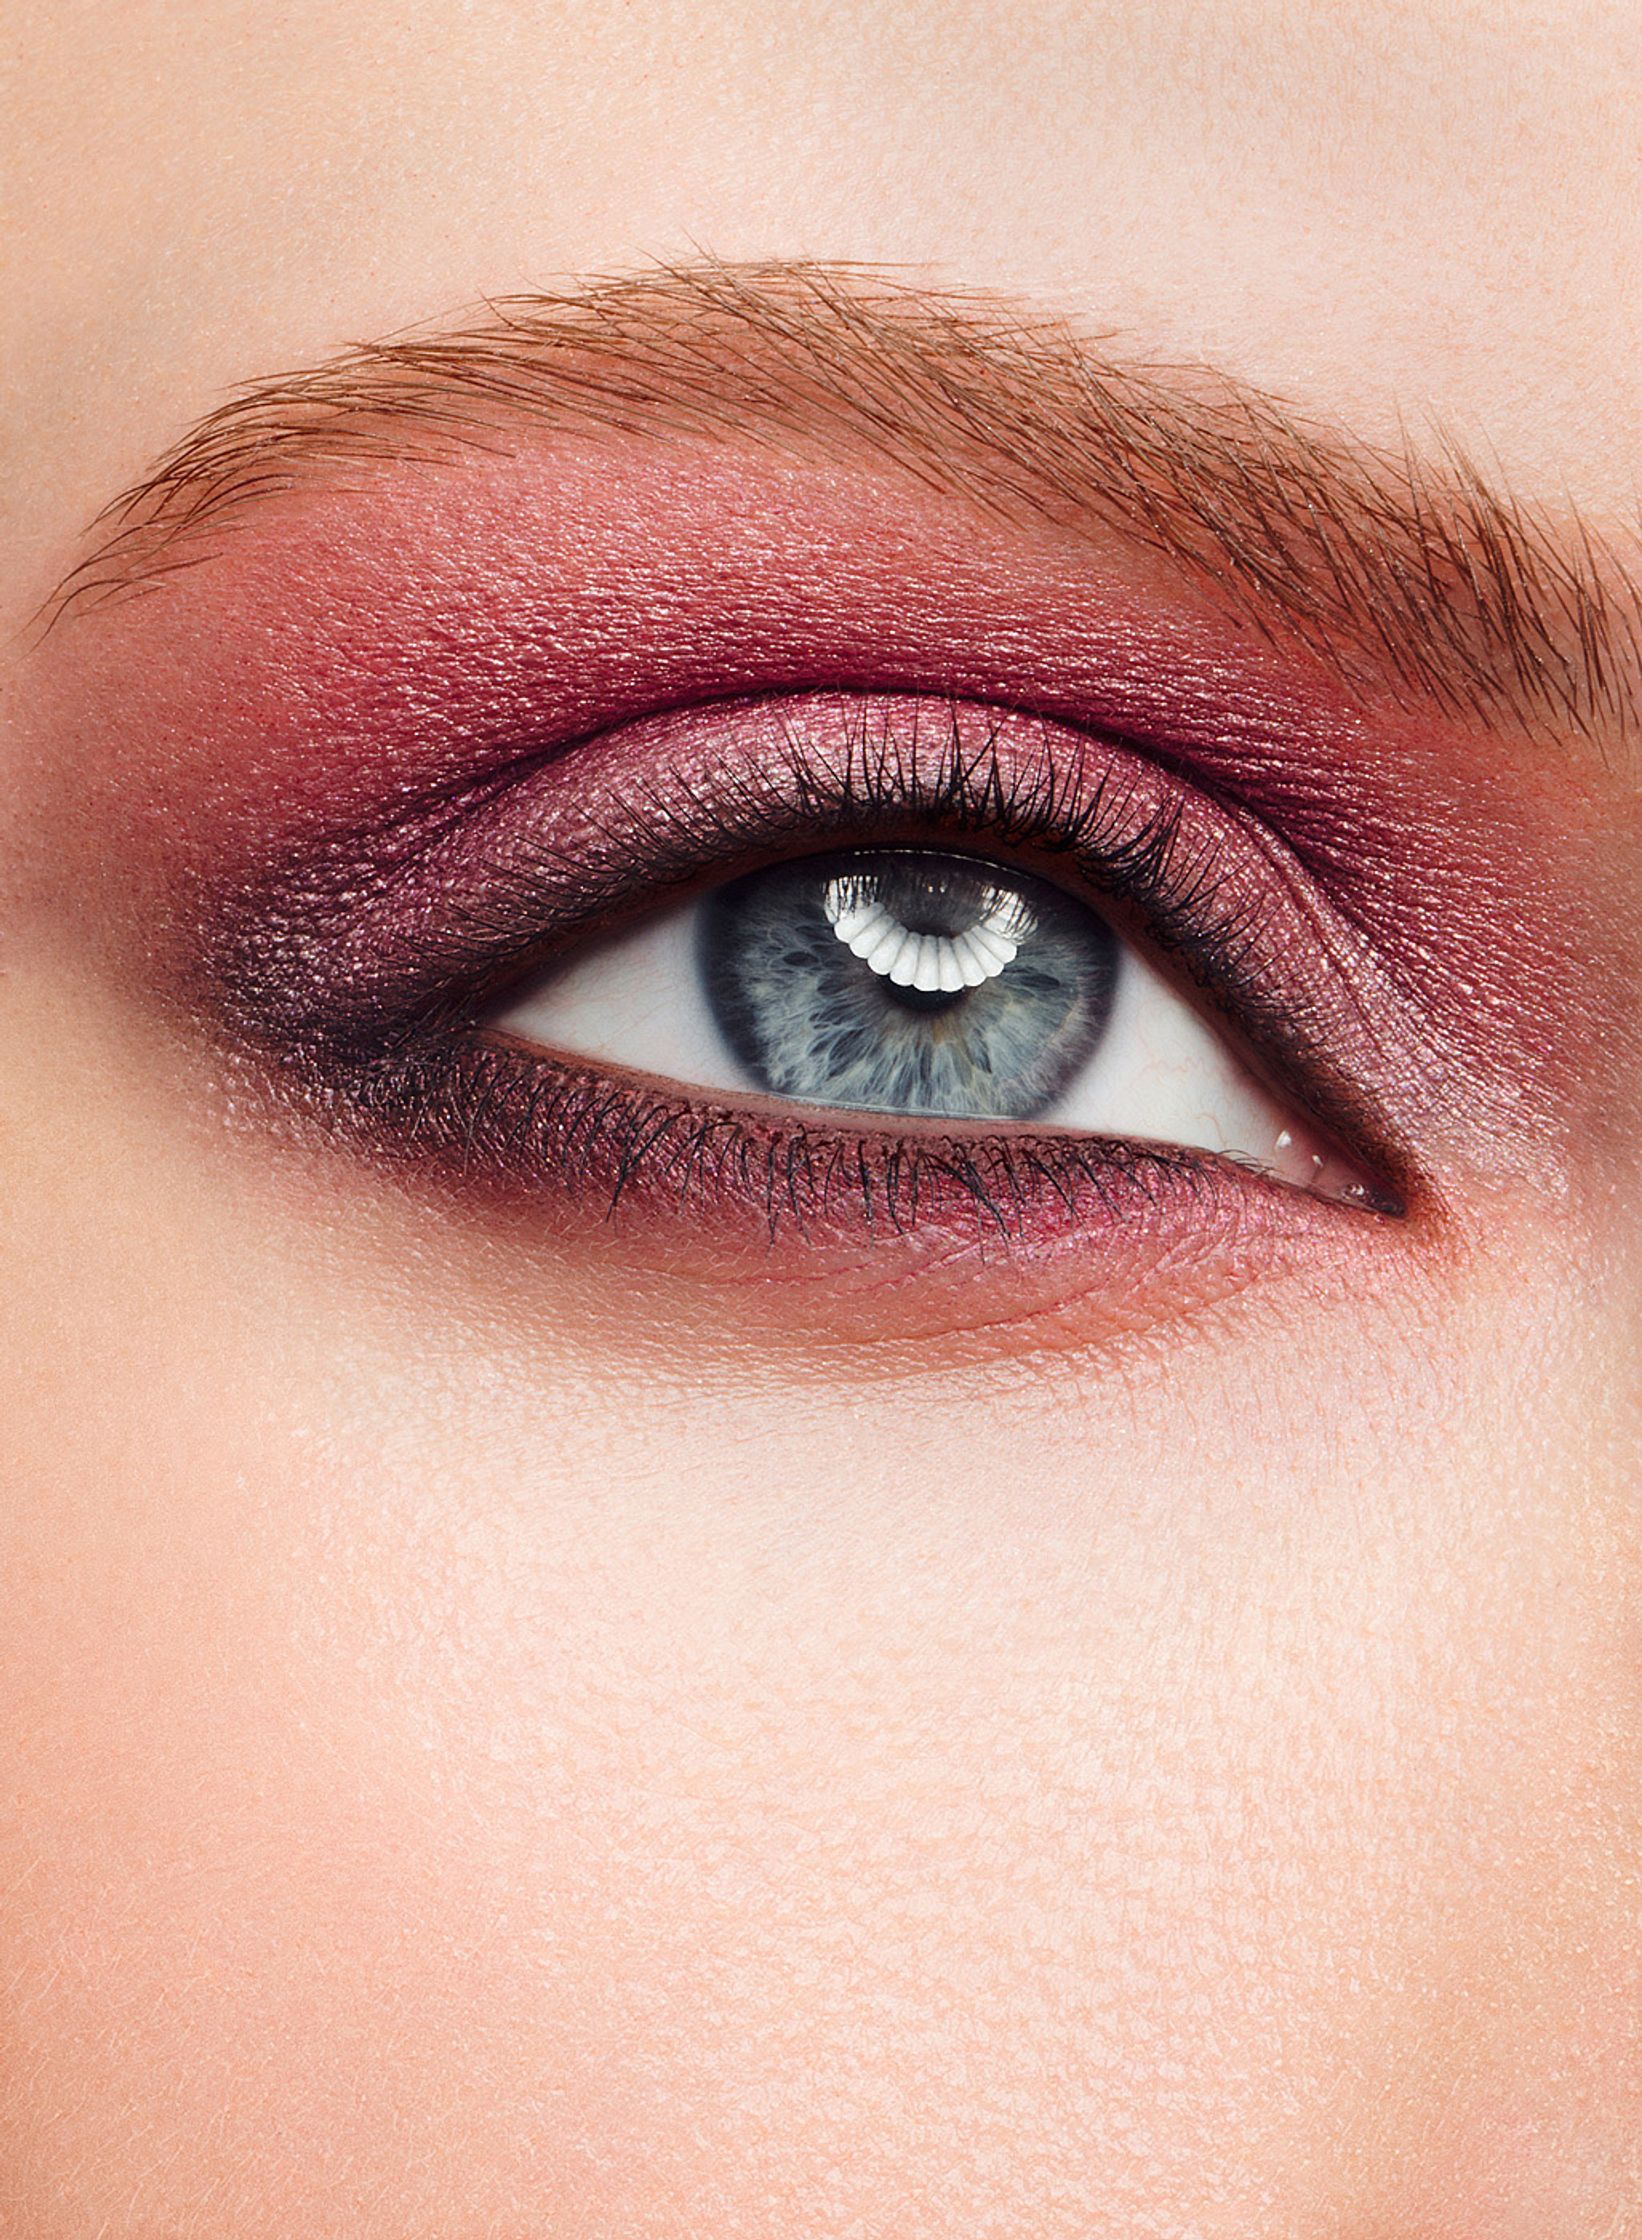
[5,444,1640,2234]
[0,965,1637,2238]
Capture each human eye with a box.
[491,755,1368,1208]
[231,686,1401,1264]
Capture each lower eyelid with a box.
[322,1028,1406,1378]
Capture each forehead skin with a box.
[8,0,1642,611]
[2,6,1641,2240]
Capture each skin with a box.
[3,4,1641,2235]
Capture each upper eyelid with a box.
[455,693,1391,1035]
[222,690,1414,1194]
[44,260,1642,760]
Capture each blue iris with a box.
[698,848,1120,1122]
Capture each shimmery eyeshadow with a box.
[17,432,1618,1262]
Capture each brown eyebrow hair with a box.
[45,257,1642,752]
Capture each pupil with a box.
[886,983,964,1016]
[698,846,1120,1123]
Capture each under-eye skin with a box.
[224,690,1405,1246]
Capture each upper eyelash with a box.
[425,700,1259,1013]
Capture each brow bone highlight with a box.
[46,258,1642,749]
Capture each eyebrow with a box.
[46,257,1642,754]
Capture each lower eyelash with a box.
[347,1033,1366,1254]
